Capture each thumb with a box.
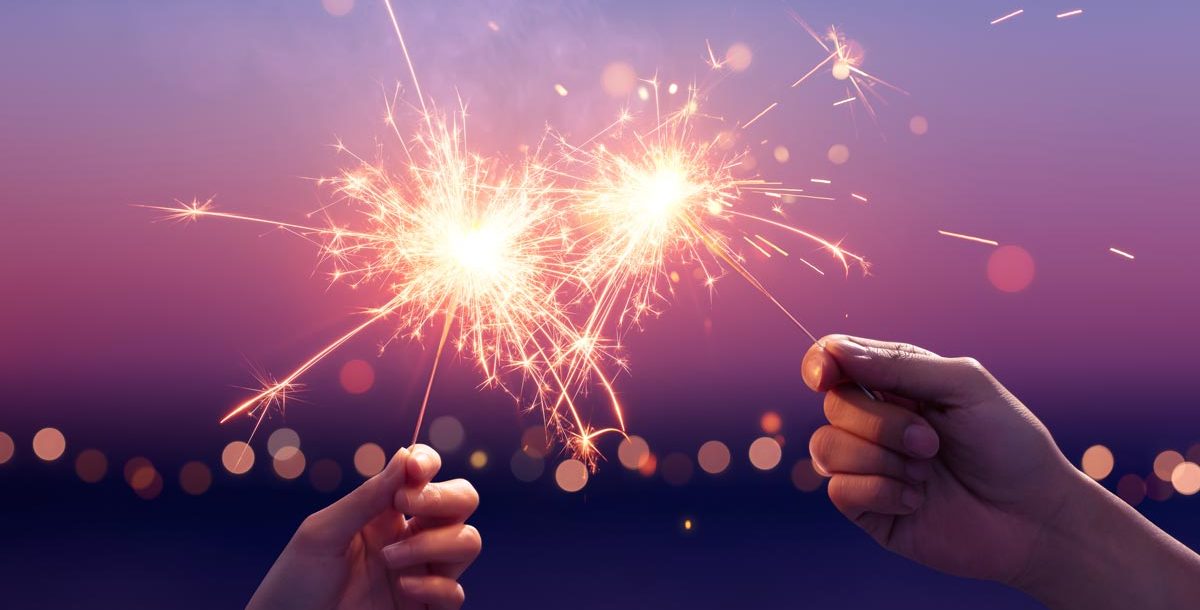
[805,335,995,404]
[296,448,410,550]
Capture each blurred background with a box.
[2,0,1199,607]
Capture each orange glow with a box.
[353,443,386,477]
[987,245,1036,293]
[75,449,108,483]
[791,459,824,491]
[1080,445,1114,481]
[1170,462,1200,495]
[274,449,307,480]
[618,436,651,470]
[32,427,66,462]
[339,359,375,394]
[469,450,488,469]
[180,461,213,495]
[749,437,782,470]
[661,452,694,486]
[697,441,731,474]
[555,459,588,492]
[760,411,783,434]
[1154,450,1185,481]
[221,441,255,475]
[0,431,13,464]
[309,459,343,493]
[637,452,658,477]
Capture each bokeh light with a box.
[74,449,108,483]
[510,450,544,482]
[74,449,107,483]
[520,426,551,458]
[32,427,66,461]
[791,459,824,492]
[697,440,730,474]
[637,453,658,477]
[601,61,637,97]
[274,448,307,480]
[429,416,464,452]
[748,437,782,470]
[339,359,375,394]
[267,427,301,460]
[1153,450,1184,481]
[1116,473,1146,507]
[221,441,255,475]
[618,435,651,470]
[683,517,694,531]
[987,245,1035,293]
[661,452,693,486]
[724,43,752,72]
[353,442,386,477]
[1171,462,1200,495]
[134,471,163,500]
[1080,444,1114,480]
[180,461,212,495]
[555,459,588,492]
[1147,474,1174,502]
[321,0,354,17]
[1187,443,1200,465]
[826,144,850,165]
[469,450,488,469]
[0,431,15,465]
[309,459,342,493]
[831,61,851,80]
[909,115,929,135]
[760,411,782,435]
[772,145,789,164]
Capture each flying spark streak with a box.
[1109,247,1135,260]
[850,193,869,203]
[810,178,831,184]
[1056,9,1083,19]
[832,96,857,107]
[990,9,1024,26]
[787,15,909,125]
[756,235,789,256]
[554,83,570,96]
[744,236,772,257]
[559,81,868,352]
[938,230,1000,246]
[742,102,779,128]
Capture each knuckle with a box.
[452,478,481,509]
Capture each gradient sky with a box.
[2,2,1199,605]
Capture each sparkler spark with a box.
[990,9,1024,26]
[1109,247,1135,260]
[149,5,882,465]
[938,229,1000,246]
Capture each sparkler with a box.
[147,3,887,464]
[146,2,630,462]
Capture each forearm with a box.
[1016,471,1200,609]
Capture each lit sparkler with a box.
[146,2,628,461]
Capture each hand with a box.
[247,445,481,610]
[803,335,1071,583]
[802,335,1200,609]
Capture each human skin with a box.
[802,335,1200,609]
[247,444,481,610]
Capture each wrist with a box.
[1012,467,1200,609]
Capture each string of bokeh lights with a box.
[4,406,1200,508]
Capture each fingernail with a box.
[905,460,932,482]
[802,356,823,388]
[811,457,830,477]
[901,486,924,511]
[413,451,433,476]
[903,424,939,458]
[382,541,413,566]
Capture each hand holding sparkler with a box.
[248,445,480,610]
[802,335,1200,609]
